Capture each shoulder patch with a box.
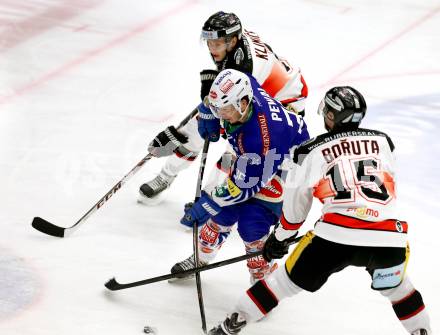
[293,133,327,165]
[227,178,242,197]
[362,128,395,152]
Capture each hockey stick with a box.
[192,138,210,334]
[105,235,303,291]
[31,107,199,238]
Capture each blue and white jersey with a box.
[210,74,310,208]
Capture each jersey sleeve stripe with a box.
[280,213,304,231]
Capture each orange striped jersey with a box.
[215,29,308,112]
[280,128,408,247]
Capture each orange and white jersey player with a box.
[283,98,403,247]
[208,86,431,335]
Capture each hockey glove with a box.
[262,231,299,262]
[200,69,219,101]
[197,102,221,142]
[148,126,188,157]
[180,191,221,228]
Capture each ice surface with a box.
[1,0,439,334]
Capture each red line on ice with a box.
[0,0,198,105]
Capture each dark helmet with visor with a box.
[318,86,367,131]
[201,11,242,41]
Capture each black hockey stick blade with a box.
[31,217,66,238]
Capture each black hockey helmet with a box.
[318,86,367,130]
[201,11,242,41]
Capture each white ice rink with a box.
[1,0,439,334]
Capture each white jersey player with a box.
[138,11,308,202]
[208,86,431,335]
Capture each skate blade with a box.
[167,274,195,284]
[137,192,166,206]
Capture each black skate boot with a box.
[138,170,175,203]
[412,330,429,335]
[208,313,247,335]
[169,254,207,282]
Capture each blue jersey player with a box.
[171,69,309,283]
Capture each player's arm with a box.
[263,152,314,261]
[211,139,284,207]
[147,126,188,157]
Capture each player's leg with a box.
[235,203,279,284]
[139,116,204,202]
[209,233,351,334]
[367,244,431,334]
[170,207,237,279]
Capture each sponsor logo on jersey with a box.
[257,114,270,155]
[237,133,245,154]
[255,176,284,203]
[214,185,228,198]
[227,178,242,197]
[346,207,379,219]
[220,79,234,94]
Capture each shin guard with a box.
[381,276,431,333]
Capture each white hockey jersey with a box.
[280,128,408,248]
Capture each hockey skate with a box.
[208,313,247,335]
[169,254,207,283]
[412,330,430,335]
[138,170,175,205]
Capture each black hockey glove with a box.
[148,126,188,158]
[262,231,299,262]
[200,69,219,101]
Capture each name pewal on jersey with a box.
[212,74,309,209]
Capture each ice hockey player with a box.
[170,69,309,284]
[139,11,308,201]
[208,86,432,335]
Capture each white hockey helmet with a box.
[208,69,253,118]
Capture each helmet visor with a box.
[317,98,330,116]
